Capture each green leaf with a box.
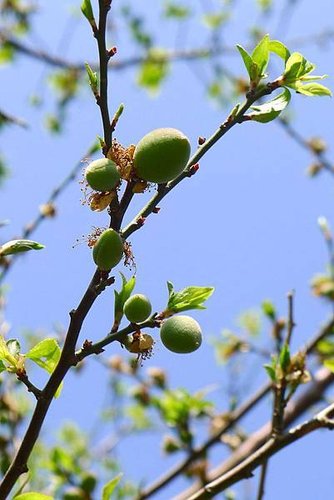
[0,360,6,373]
[279,343,291,372]
[164,2,191,19]
[236,45,259,83]
[102,473,123,500]
[137,49,170,94]
[261,300,276,320]
[324,359,334,372]
[248,88,291,123]
[0,42,15,65]
[26,338,61,374]
[0,336,21,370]
[0,239,45,256]
[165,283,214,315]
[264,363,276,382]
[294,82,332,97]
[251,34,270,78]
[26,339,62,397]
[113,274,136,330]
[81,0,95,24]
[85,63,98,96]
[14,493,53,500]
[88,139,101,156]
[268,40,290,62]
[202,12,229,29]
[7,339,21,357]
[316,339,334,356]
[283,52,315,83]
[257,0,272,11]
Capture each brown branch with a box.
[122,82,280,241]
[188,400,334,499]
[177,367,334,499]
[0,268,101,497]
[95,1,113,152]
[139,316,334,499]
[0,3,118,496]
[271,291,296,438]
[256,460,269,500]
[278,118,334,177]
[16,371,42,400]
[2,29,334,72]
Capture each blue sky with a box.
[1,0,334,498]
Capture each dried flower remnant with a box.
[108,139,136,181]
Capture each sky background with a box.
[1,0,334,498]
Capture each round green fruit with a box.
[160,315,202,354]
[85,158,120,192]
[124,294,152,323]
[133,128,191,183]
[92,229,123,271]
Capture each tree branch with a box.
[139,316,334,499]
[2,29,333,72]
[122,83,279,241]
[188,398,334,499]
[177,366,334,499]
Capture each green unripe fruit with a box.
[85,158,120,192]
[134,128,191,183]
[92,229,123,271]
[123,294,152,323]
[160,315,202,354]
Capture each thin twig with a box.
[256,459,269,500]
[75,316,157,362]
[122,82,280,240]
[96,0,113,152]
[285,290,295,346]
[138,316,334,499]
[188,400,334,499]
[278,118,334,177]
[16,372,42,400]
[177,366,334,499]
[2,29,334,72]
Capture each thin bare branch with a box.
[178,367,334,499]
[139,317,334,499]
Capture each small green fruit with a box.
[124,294,152,323]
[160,315,202,354]
[93,229,123,271]
[134,128,191,183]
[85,158,120,192]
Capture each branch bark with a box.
[139,316,334,499]
[177,366,334,499]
